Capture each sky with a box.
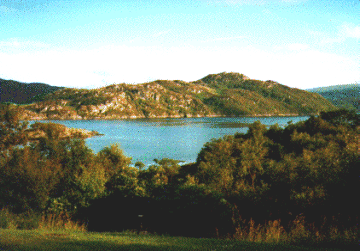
[0,0,359,89]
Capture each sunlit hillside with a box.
[5,72,336,120]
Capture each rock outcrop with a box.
[11,72,336,120]
[26,122,101,141]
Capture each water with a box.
[34,116,309,166]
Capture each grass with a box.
[0,209,86,232]
[232,217,359,250]
[0,209,358,250]
[0,229,350,251]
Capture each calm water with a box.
[36,116,309,166]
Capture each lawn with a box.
[0,229,351,251]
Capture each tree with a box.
[236,121,268,189]
[0,104,114,214]
[195,135,237,194]
[320,109,359,128]
[195,122,270,195]
[0,145,62,213]
[0,104,29,156]
[96,144,132,179]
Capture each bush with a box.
[0,209,40,230]
[0,209,11,229]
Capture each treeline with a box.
[0,104,359,248]
[0,78,63,104]
[309,83,360,111]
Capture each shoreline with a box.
[22,113,310,121]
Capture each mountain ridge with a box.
[307,83,359,93]
[307,83,359,111]
[1,72,336,120]
[0,78,64,104]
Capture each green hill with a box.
[195,72,334,116]
[307,83,359,111]
[0,78,64,104]
[13,72,336,120]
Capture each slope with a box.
[16,72,336,120]
[308,83,359,111]
[0,78,64,104]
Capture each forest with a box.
[0,103,359,249]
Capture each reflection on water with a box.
[33,116,309,166]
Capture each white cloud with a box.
[202,35,247,42]
[153,30,172,38]
[320,37,344,45]
[340,23,360,39]
[272,50,359,89]
[287,43,309,51]
[0,38,50,52]
[0,42,358,89]
[320,23,360,45]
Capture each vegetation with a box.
[1,104,358,250]
[0,78,63,104]
[3,72,336,120]
[0,228,349,251]
[308,83,360,111]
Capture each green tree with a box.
[95,144,142,197]
[195,122,270,195]
[0,104,29,156]
[96,144,132,179]
[0,145,62,213]
[195,135,237,194]
[236,121,268,189]
[136,158,183,199]
[320,109,359,128]
[46,139,103,213]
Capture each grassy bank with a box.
[0,229,351,251]
[0,209,358,250]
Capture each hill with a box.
[0,78,64,104]
[194,72,335,116]
[307,83,359,111]
[13,72,335,120]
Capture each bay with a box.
[36,116,309,166]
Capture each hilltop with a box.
[5,72,336,120]
[0,78,64,104]
[308,83,360,111]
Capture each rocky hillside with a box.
[26,122,101,140]
[0,78,63,104]
[16,72,336,120]
[308,83,359,111]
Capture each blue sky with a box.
[0,0,359,89]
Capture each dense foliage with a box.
[309,83,360,111]
[0,78,63,104]
[0,104,132,215]
[0,104,358,248]
[194,109,359,229]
